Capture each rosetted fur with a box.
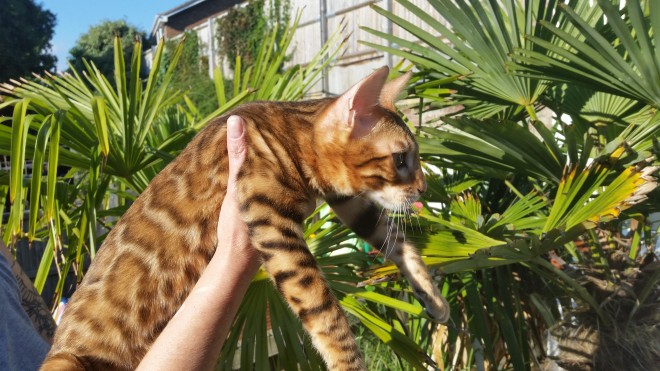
[41,67,449,371]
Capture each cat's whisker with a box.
[405,203,412,235]
[390,207,400,258]
[407,200,423,234]
[410,205,421,235]
[405,202,414,233]
[403,211,408,245]
[414,212,423,234]
[386,211,398,259]
[377,214,393,258]
[391,207,402,259]
[396,205,402,240]
[372,216,391,264]
[399,202,410,239]
[375,204,387,228]
[350,191,367,201]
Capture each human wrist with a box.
[205,244,259,284]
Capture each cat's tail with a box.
[41,352,127,371]
[40,352,88,371]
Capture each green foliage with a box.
[216,0,290,70]
[0,0,56,83]
[162,32,218,116]
[513,0,660,109]
[354,326,406,370]
[67,19,151,79]
[366,0,659,369]
[362,0,565,118]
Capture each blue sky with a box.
[41,0,185,71]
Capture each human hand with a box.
[216,115,260,269]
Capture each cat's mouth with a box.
[368,188,420,212]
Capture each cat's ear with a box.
[330,66,389,139]
[379,71,412,111]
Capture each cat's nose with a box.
[416,179,427,195]
[415,169,427,195]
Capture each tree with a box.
[216,0,290,70]
[67,20,150,78]
[162,32,218,116]
[0,0,56,83]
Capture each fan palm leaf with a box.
[361,0,574,118]
[419,118,564,183]
[513,0,660,109]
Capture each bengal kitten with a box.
[41,66,449,371]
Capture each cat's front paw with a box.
[415,289,450,323]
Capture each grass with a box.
[354,325,409,370]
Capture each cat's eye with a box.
[393,152,407,170]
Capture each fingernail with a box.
[227,116,244,139]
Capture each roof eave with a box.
[150,0,209,37]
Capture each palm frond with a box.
[513,0,660,108]
[362,0,566,118]
[419,118,564,183]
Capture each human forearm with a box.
[136,249,259,371]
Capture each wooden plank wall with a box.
[287,0,446,96]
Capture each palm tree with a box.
[364,0,658,369]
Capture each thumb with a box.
[226,115,247,186]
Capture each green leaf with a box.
[419,118,563,183]
[341,296,430,369]
[33,237,54,294]
[213,66,227,106]
[353,291,428,318]
[364,0,557,118]
[488,192,547,233]
[543,149,657,232]
[46,111,62,221]
[513,1,660,108]
[91,97,110,158]
[28,117,53,241]
[5,99,32,243]
[9,99,30,203]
